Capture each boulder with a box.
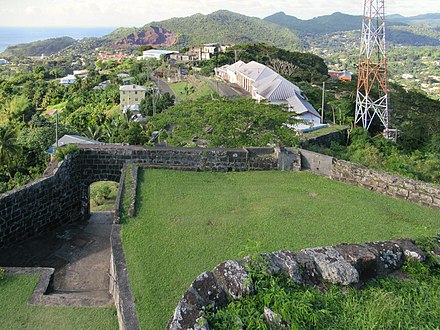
[299,247,359,285]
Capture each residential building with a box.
[60,74,77,85]
[137,49,178,61]
[0,59,9,65]
[328,70,352,81]
[119,84,147,109]
[46,135,101,159]
[189,44,219,60]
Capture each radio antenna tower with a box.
[355,0,390,134]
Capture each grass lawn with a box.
[90,181,119,212]
[0,274,118,330]
[300,124,348,140]
[121,170,440,329]
[169,80,213,102]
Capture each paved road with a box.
[0,212,114,307]
[155,78,178,104]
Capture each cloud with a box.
[0,0,438,27]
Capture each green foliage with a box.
[54,144,79,162]
[89,181,119,211]
[149,97,299,148]
[205,247,440,329]
[0,268,5,281]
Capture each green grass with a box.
[300,124,348,139]
[121,170,440,329]
[90,181,119,212]
[169,80,213,102]
[0,274,118,330]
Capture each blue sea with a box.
[0,27,116,53]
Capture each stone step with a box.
[43,289,113,307]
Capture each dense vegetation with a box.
[121,169,440,329]
[205,238,440,329]
[148,96,299,148]
[0,58,160,193]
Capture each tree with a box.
[0,125,20,178]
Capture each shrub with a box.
[0,268,5,281]
[54,144,79,162]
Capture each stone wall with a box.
[168,237,434,330]
[299,149,334,176]
[332,160,440,208]
[0,145,297,248]
[0,154,82,248]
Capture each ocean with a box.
[0,27,116,53]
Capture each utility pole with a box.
[321,81,325,124]
[355,0,390,135]
[55,110,59,148]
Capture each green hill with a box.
[1,36,76,57]
[264,11,406,35]
[146,10,302,51]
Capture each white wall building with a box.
[216,60,323,130]
[60,74,77,85]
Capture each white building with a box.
[216,60,323,130]
[0,59,9,65]
[137,49,178,61]
[60,74,77,85]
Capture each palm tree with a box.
[0,126,20,177]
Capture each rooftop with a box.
[119,84,147,91]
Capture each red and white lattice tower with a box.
[355,0,390,133]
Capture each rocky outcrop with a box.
[167,237,432,330]
[115,26,177,48]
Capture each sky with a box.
[0,0,438,27]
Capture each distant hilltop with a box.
[1,10,439,57]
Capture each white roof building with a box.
[216,60,323,130]
[0,59,9,65]
[137,49,178,61]
[60,74,76,85]
[119,84,147,92]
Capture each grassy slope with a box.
[121,170,440,329]
[169,81,212,102]
[0,275,118,330]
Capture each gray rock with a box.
[263,306,285,328]
[335,244,378,280]
[212,260,253,300]
[300,247,359,285]
[267,250,302,283]
[367,241,404,275]
[393,238,426,262]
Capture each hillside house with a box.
[216,60,322,130]
[46,135,101,160]
[0,59,9,65]
[119,84,147,109]
[189,44,219,60]
[328,70,352,81]
[60,74,77,85]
